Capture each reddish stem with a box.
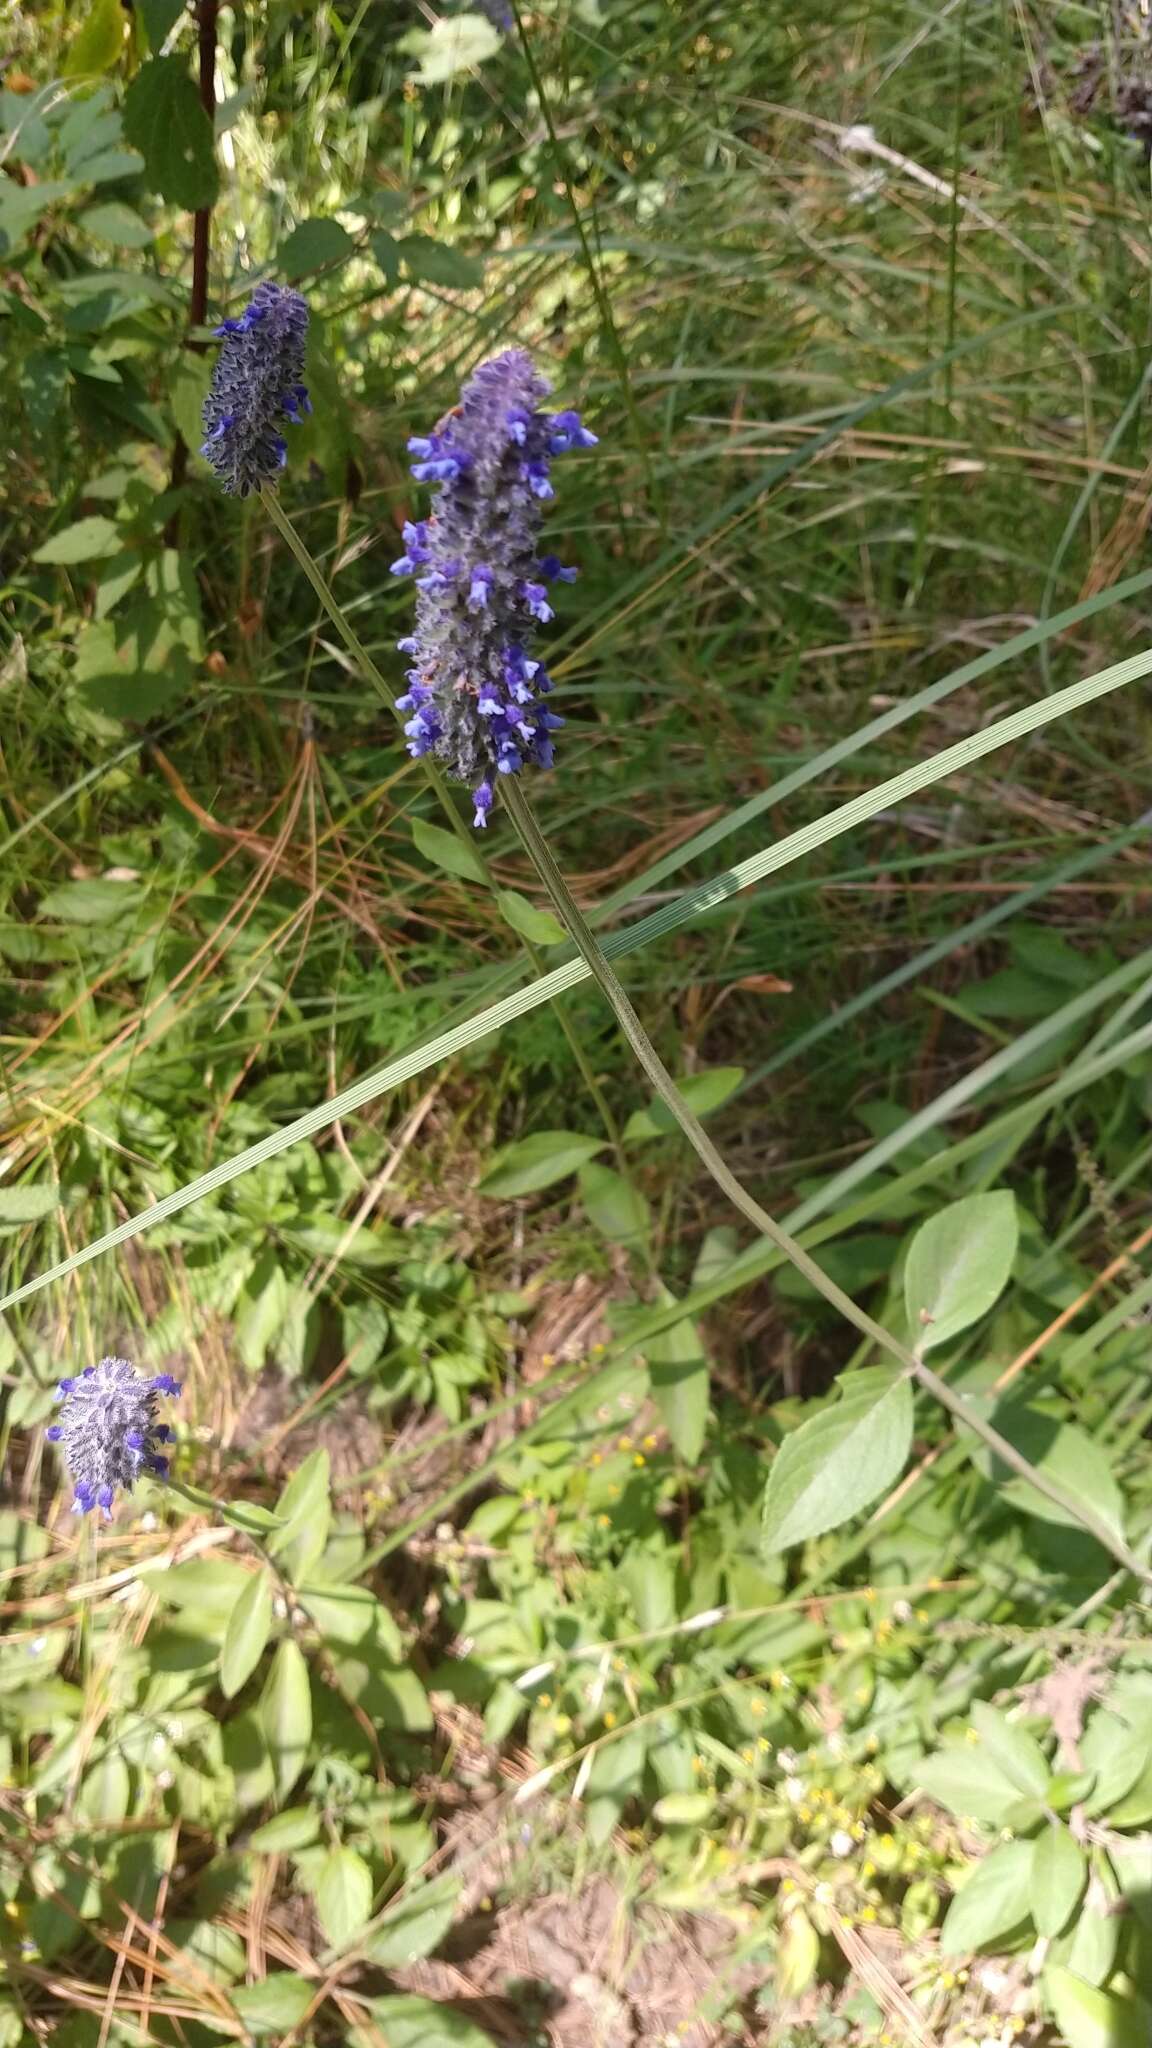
[167,0,219,510]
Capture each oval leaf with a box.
[497,889,567,946]
[219,1570,273,1701]
[939,1838,1034,1955]
[364,1873,460,1968]
[259,1639,312,1803]
[904,1190,1017,1353]
[478,1130,605,1198]
[232,1974,314,2036]
[761,1367,913,1553]
[410,817,486,884]
[315,1845,373,1951]
[623,1067,744,1142]
[351,1995,498,2048]
[33,516,122,566]
[1032,1819,1086,1938]
[1045,1965,1150,2048]
[578,1162,651,1248]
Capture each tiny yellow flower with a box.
[749,1697,766,1718]
[602,1710,617,1729]
[741,1747,755,1765]
[597,1514,611,1528]
[862,1587,876,1604]
[692,1755,705,1773]
[633,1453,646,1468]
[758,1737,772,1753]
[592,1342,606,1355]
[540,1352,556,1368]
[618,1436,634,1452]
[538,1693,552,1708]
[554,1714,572,1734]
[780,1878,796,1895]
[927,1576,942,1591]
[861,1906,877,1923]
[916,1608,929,1623]
[643,1434,659,1450]
[590,1452,603,1467]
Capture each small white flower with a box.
[777,1748,798,1773]
[155,1769,174,1791]
[830,1830,854,1858]
[784,1776,805,1804]
[28,1637,47,1657]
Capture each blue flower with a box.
[392,349,596,825]
[201,282,311,497]
[46,1357,181,1520]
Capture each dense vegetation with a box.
[5,2,1152,2043]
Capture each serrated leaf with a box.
[259,1639,312,1802]
[315,1845,373,1950]
[478,1129,605,1198]
[0,1184,59,1225]
[904,1190,1017,1353]
[410,817,485,883]
[64,0,125,77]
[219,1570,273,1700]
[578,1162,651,1248]
[232,1974,314,2035]
[33,516,121,565]
[407,14,502,84]
[1044,1966,1150,2048]
[939,1838,1034,1955]
[1032,1820,1086,1937]
[761,1367,913,1552]
[279,217,356,275]
[497,889,567,946]
[123,56,219,210]
[623,1067,745,1141]
[363,1873,460,1968]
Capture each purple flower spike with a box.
[46,1357,181,1520]
[392,349,594,825]
[201,282,310,498]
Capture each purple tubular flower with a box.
[392,349,594,825]
[200,282,311,498]
[46,1357,180,1521]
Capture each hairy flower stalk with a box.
[46,1358,180,1519]
[392,348,596,827]
[201,281,311,497]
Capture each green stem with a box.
[501,778,1150,1586]
[257,487,624,1154]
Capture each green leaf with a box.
[259,1639,312,1802]
[140,0,190,50]
[969,1701,1050,1799]
[903,1190,1017,1353]
[76,1751,130,1823]
[79,201,153,247]
[315,1846,373,1951]
[916,1742,1039,1827]
[478,1130,605,1198]
[577,1162,651,1249]
[939,1838,1034,1955]
[0,1184,59,1225]
[761,1367,914,1553]
[623,1066,745,1140]
[1044,1966,1150,2048]
[364,1873,461,1968]
[351,1995,497,2048]
[64,0,125,76]
[1032,1820,1086,1937]
[33,516,121,566]
[279,218,356,275]
[249,1806,321,1853]
[406,14,502,84]
[267,1454,331,1584]
[398,233,486,289]
[169,353,212,454]
[496,889,567,946]
[219,1570,274,1700]
[979,1405,1127,1544]
[411,817,486,884]
[39,878,142,924]
[646,1294,709,1461]
[652,1792,715,1826]
[297,1583,404,1658]
[776,1906,821,2001]
[123,56,219,210]
[232,1974,314,2035]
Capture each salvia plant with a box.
[46,1358,181,1519]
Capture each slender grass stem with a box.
[501,778,1150,1586]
